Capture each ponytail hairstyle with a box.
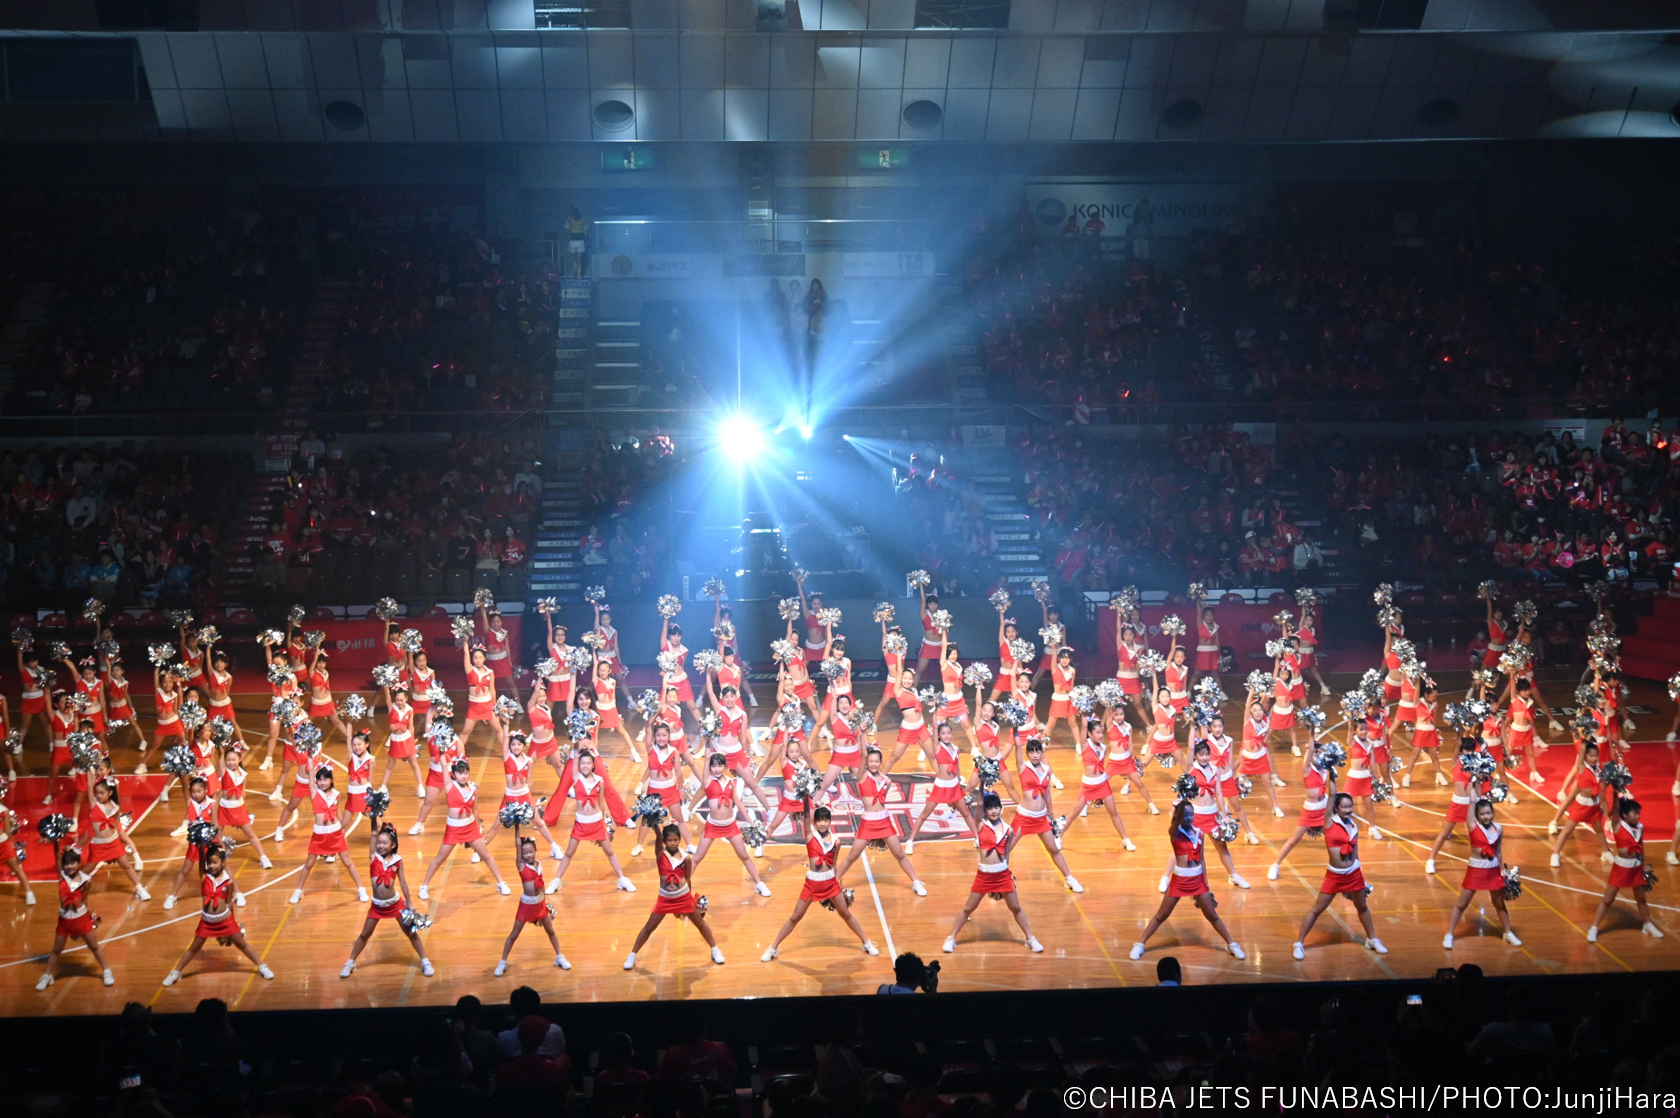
[376,821,400,853]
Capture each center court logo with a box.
[1035,197,1066,225]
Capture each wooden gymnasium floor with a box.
[3,670,1680,1016]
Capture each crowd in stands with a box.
[251,429,542,607]
[43,972,1680,1117]
[0,443,246,615]
[575,427,679,600]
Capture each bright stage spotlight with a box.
[717,413,766,464]
[798,423,814,441]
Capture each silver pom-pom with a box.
[1007,638,1036,666]
[917,686,942,714]
[375,597,400,622]
[451,616,475,644]
[1340,691,1370,722]
[5,728,22,755]
[267,663,295,686]
[994,700,1029,729]
[1038,624,1063,647]
[1094,680,1125,709]
[186,820,221,848]
[792,765,823,800]
[1172,772,1199,801]
[712,621,735,644]
[82,597,106,622]
[1159,615,1187,637]
[303,629,326,650]
[882,633,908,657]
[1116,585,1140,613]
[1272,611,1295,630]
[492,695,522,721]
[1295,587,1319,607]
[339,694,370,722]
[288,605,306,625]
[654,651,682,680]
[988,589,1011,613]
[1187,582,1207,603]
[372,663,403,689]
[148,643,176,666]
[774,700,805,733]
[498,801,536,829]
[1476,580,1499,602]
[819,658,845,681]
[37,813,73,844]
[1137,649,1168,676]
[770,639,799,664]
[1373,583,1394,607]
[67,732,103,771]
[1460,751,1498,783]
[656,594,682,618]
[929,610,953,634]
[631,793,668,826]
[816,607,843,630]
[530,597,557,617]
[398,629,424,653]
[206,717,235,748]
[270,697,299,725]
[1069,685,1095,714]
[1211,814,1241,844]
[364,789,391,818]
[427,719,458,748]
[1599,761,1633,791]
[1585,579,1609,602]
[963,662,994,689]
[584,585,607,604]
[162,745,197,777]
[873,602,895,623]
[1497,646,1532,676]
[256,629,284,647]
[1264,639,1285,659]
[1501,866,1522,900]
[566,709,597,741]
[740,820,768,849]
[1235,775,1253,799]
[789,566,809,585]
[398,908,433,932]
[906,569,931,589]
[11,627,33,648]
[473,588,497,610]
[1512,600,1537,627]
[1193,676,1226,704]
[196,625,221,646]
[170,609,197,628]
[1298,706,1327,734]
[1376,605,1402,631]
[777,597,802,622]
[974,756,1001,789]
[1490,780,1512,804]
[96,638,120,661]
[1312,739,1347,772]
[293,722,323,752]
[560,646,591,674]
[633,689,662,720]
[693,649,723,676]
[179,702,207,732]
[845,709,877,735]
[702,576,727,598]
[1371,779,1395,804]
[533,657,561,682]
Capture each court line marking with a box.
[856,850,897,961]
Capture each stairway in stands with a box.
[552,279,589,409]
[967,451,1048,588]
[526,427,591,606]
[0,280,52,405]
[590,279,642,408]
[1623,596,1680,683]
[217,279,350,606]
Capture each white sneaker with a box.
[35,973,53,991]
[103,969,115,986]
[554,954,571,970]
[711,946,725,964]
[1587,926,1599,942]
[1401,775,1411,788]
[1548,820,1560,836]
[863,940,880,955]
[289,888,302,904]
[497,881,511,895]
[1119,782,1130,795]
[1435,772,1449,787]
[545,877,560,894]
[751,846,764,859]
[1271,775,1286,788]
[913,880,928,896]
[418,884,429,900]
[163,894,176,910]
[341,961,356,978]
[1668,852,1679,866]
[1368,938,1388,955]
[631,844,643,857]
[423,959,436,976]
[1443,934,1454,949]
[415,787,426,799]
[259,757,273,771]
[1123,838,1137,852]
[1230,873,1250,889]
[903,840,915,855]
[1147,803,1160,815]
[1245,832,1259,846]
[24,891,35,905]
[631,751,645,763]
[917,749,927,763]
[1050,775,1064,790]
[407,822,424,835]
[1027,936,1044,953]
[161,971,180,987]
[942,937,956,954]
[1424,860,1436,875]
[134,763,148,776]
[761,947,778,962]
[470,852,481,864]
[1370,827,1383,840]
[1290,744,1301,757]
[1271,806,1285,818]
[1128,942,1144,960]
[1644,922,1665,939]
[623,952,637,970]
[258,965,275,979]
[495,960,509,977]
[1503,932,1522,947]
[617,876,636,892]
[1671,734,1678,744]
[171,821,189,838]
[754,881,772,897]
[1550,853,1562,867]
[1267,863,1280,880]
[1065,875,1083,894]
[1292,942,1305,960]
[260,856,273,869]
[1227,941,1245,960]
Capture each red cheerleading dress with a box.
[976,719,1008,776]
[369,853,404,920]
[715,703,749,771]
[155,689,185,742]
[407,666,437,717]
[1342,738,1374,798]
[1298,765,1330,829]
[1383,632,1404,703]
[854,770,899,841]
[940,660,969,722]
[821,659,852,718]
[798,832,842,902]
[1608,821,1648,890]
[1238,715,1272,775]
[1189,762,1221,834]
[1462,821,1505,892]
[702,775,744,840]
[568,772,610,842]
[929,739,966,804]
[775,751,806,814]
[1012,761,1054,836]
[545,645,575,704]
[1194,620,1220,672]
[1046,663,1076,720]
[196,872,240,940]
[1164,662,1190,713]
[516,860,550,923]
[654,847,697,914]
[994,639,1019,698]
[84,799,128,867]
[1567,765,1605,825]
[829,717,863,770]
[345,750,373,815]
[1506,696,1535,755]
[500,752,536,809]
[307,668,335,720]
[594,676,624,730]
[803,613,828,663]
[1296,623,1318,669]
[661,640,695,704]
[217,766,252,827]
[1484,618,1508,670]
[20,669,47,717]
[442,780,483,845]
[307,787,350,856]
[56,871,97,938]
[1320,818,1366,894]
[646,744,686,809]
[425,733,463,791]
[892,686,930,749]
[1150,703,1177,756]
[465,666,496,721]
[1078,737,1115,803]
[1167,826,1210,898]
[1116,642,1143,696]
[971,819,1016,894]
[1412,698,1440,753]
[1103,720,1137,777]
[483,625,514,681]
[1396,677,1418,727]
[386,703,417,760]
[1269,681,1296,731]
[75,677,107,735]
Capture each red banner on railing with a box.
[311,616,523,687]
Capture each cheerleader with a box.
[755,709,819,847]
[590,660,638,757]
[43,689,75,804]
[904,721,980,852]
[543,613,576,714]
[657,616,703,725]
[943,793,1044,954]
[547,749,635,893]
[1295,603,1329,697]
[935,635,977,750]
[1029,603,1064,693]
[1128,799,1245,962]
[1502,677,1546,787]
[377,683,425,796]
[1054,717,1136,851]
[1291,794,1388,959]
[1443,800,1521,949]
[1008,672,1057,787]
[1269,664,1303,758]
[1547,741,1614,866]
[213,746,272,868]
[1381,618,1406,705]
[380,617,406,670]
[815,693,874,800]
[1424,737,1493,875]
[1205,714,1259,843]
[1161,738,1249,891]
[704,677,752,772]
[15,647,50,763]
[0,692,18,782]
[477,604,519,703]
[1484,600,1509,670]
[1475,684,1520,806]
[525,687,570,781]
[1010,737,1083,893]
[35,848,115,990]
[1099,704,1156,812]
[163,776,221,908]
[271,716,324,840]
[1163,641,1191,716]
[345,728,375,816]
[1587,798,1665,942]
[1147,685,1180,767]
[303,646,351,750]
[993,615,1022,701]
[1041,647,1079,754]
[1193,605,1222,688]
[0,790,33,904]
[797,581,831,665]
[460,645,498,746]
[1337,719,1388,840]
[593,600,625,678]
[105,660,148,768]
[257,644,299,776]
[409,715,466,836]
[632,722,702,856]
[688,752,773,895]
[1266,739,1338,880]
[160,844,274,986]
[779,626,821,725]
[834,747,926,895]
[494,834,570,975]
[913,585,943,683]
[624,824,725,969]
[1402,680,1449,788]
[481,727,563,859]
[406,648,438,738]
[762,801,879,960]
[1114,620,1147,725]
[81,776,151,899]
[417,759,510,898]
[876,667,931,770]
[715,641,757,713]
[179,621,207,691]
[289,766,368,904]
[61,654,107,736]
[967,698,1022,802]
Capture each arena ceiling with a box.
[1,0,1678,141]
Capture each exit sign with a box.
[858,148,910,170]
[601,147,657,172]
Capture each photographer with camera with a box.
[877,952,939,994]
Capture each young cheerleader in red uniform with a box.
[213,746,272,869]
[481,726,564,859]
[36,848,115,990]
[418,759,511,899]
[1423,736,1494,875]
[0,797,35,907]
[1588,798,1665,943]
[1011,737,1083,893]
[160,844,275,987]
[82,777,151,899]
[460,645,498,746]
[761,801,879,960]
[342,818,434,977]
[834,747,927,895]
[547,749,635,894]
[993,615,1021,701]
[163,776,220,908]
[816,693,875,799]
[477,604,519,703]
[1267,740,1338,880]
[904,721,979,851]
[1548,740,1614,866]
[378,683,425,797]
[1193,605,1222,687]
[1129,799,1245,962]
[631,722,703,856]
[1042,647,1079,754]
[495,834,571,975]
[688,753,773,896]
[876,667,932,769]
[1292,794,1388,959]
[1403,680,1450,789]
[1159,738,1249,892]
[289,766,368,905]
[624,824,724,969]
[754,697,817,847]
[658,616,702,724]
[1443,799,1522,949]
[943,793,1044,955]
[1054,717,1137,851]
